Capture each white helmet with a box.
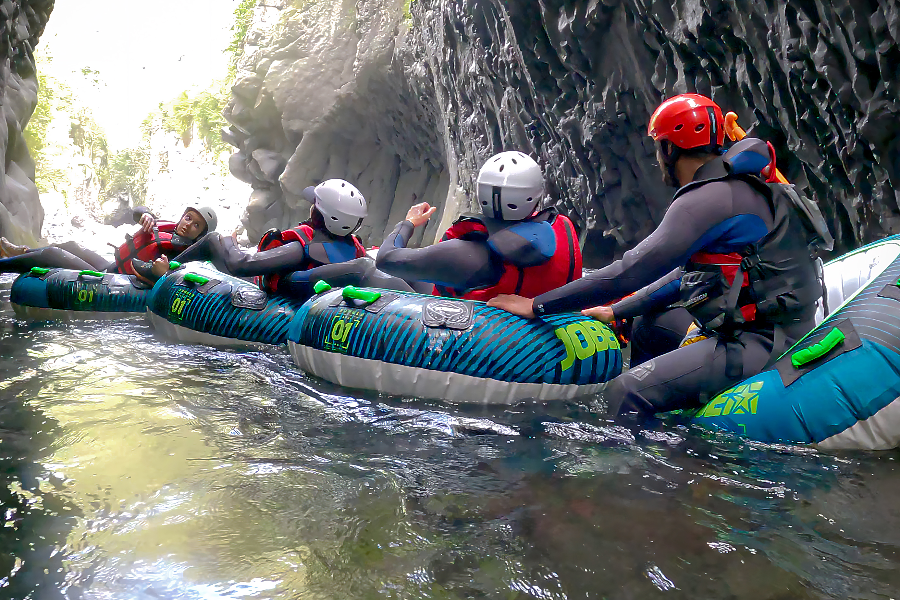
[313,179,368,236]
[476,151,544,221]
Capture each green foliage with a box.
[105,146,149,202]
[154,83,229,155]
[227,0,258,77]
[403,0,413,21]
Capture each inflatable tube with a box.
[693,236,900,450]
[10,267,151,320]
[146,261,306,348]
[287,285,622,404]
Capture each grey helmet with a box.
[185,205,218,235]
[314,179,368,236]
[476,151,544,221]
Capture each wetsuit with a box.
[171,228,415,298]
[376,208,581,300]
[0,207,190,274]
[531,156,821,416]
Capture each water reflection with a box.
[1,274,899,599]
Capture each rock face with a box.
[226,0,900,263]
[0,0,53,246]
[225,0,450,247]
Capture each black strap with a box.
[564,217,576,283]
[514,267,525,295]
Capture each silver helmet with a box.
[314,179,368,236]
[476,151,544,221]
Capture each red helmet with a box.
[647,94,725,150]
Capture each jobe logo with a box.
[554,320,620,371]
[323,309,361,353]
[169,288,194,321]
[696,381,764,418]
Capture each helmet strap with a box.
[491,186,502,220]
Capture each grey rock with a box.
[222,0,900,262]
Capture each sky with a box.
[38,0,244,150]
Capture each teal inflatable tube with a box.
[693,237,900,450]
[287,285,622,404]
[147,261,306,348]
[10,267,151,320]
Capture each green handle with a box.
[169,260,181,270]
[313,280,332,294]
[791,327,845,368]
[29,267,50,275]
[342,285,381,304]
[79,270,105,278]
[183,273,210,285]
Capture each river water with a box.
[1,273,898,600]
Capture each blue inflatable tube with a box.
[693,237,900,450]
[287,284,622,404]
[146,261,306,348]
[10,267,151,320]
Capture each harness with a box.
[113,222,193,276]
[434,208,581,301]
[256,222,366,293]
[677,142,832,378]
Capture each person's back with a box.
[376,151,582,301]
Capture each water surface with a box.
[1,274,898,599]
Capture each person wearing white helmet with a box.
[0,205,216,285]
[375,151,583,301]
[150,179,415,297]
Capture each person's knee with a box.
[604,369,656,417]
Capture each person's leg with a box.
[51,241,110,270]
[0,247,95,273]
[171,233,307,277]
[603,329,778,416]
[277,257,414,299]
[628,307,697,365]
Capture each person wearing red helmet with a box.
[489,93,828,416]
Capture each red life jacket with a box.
[114,222,192,277]
[435,208,582,301]
[255,222,367,293]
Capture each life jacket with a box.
[677,139,832,338]
[434,207,582,301]
[114,222,194,277]
[255,222,367,293]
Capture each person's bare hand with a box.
[150,255,170,278]
[405,202,437,228]
[140,213,156,233]
[582,305,615,323]
[486,294,536,319]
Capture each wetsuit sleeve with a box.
[609,268,682,320]
[132,206,156,223]
[533,181,766,315]
[376,220,501,289]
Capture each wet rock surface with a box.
[0,0,53,246]
[227,0,900,262]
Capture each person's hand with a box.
[150,255,170,278]
[405,202,437,228]
[140,212,156,233]
[486,294,536,319]
[582,305,615,323]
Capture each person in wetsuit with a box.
[375,151,582,300]
[145,179,414,297]
[0,205,217,284]
[488,94,827,416]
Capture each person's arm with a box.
[609,268,682,320]
[376,220,501,290]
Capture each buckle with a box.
[739,254,760,271]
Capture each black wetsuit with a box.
[376,220,501,292]
[0,207,159,273]
[171,232,416,298]
[531,163,818,416]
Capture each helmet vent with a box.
[511,158,517,164]
[507,203,518,209]
[695,124,705,132]
[674,124,684,131]
[331,216,338,220]
[341,182,346,187]
[499,164,505,172]
[350,190,355,196]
